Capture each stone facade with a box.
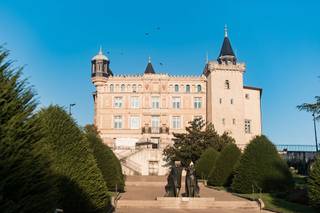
[91,30,262,176]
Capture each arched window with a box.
[92,63,95,73]
[225,80,230,89]
[132,84,137,92]
[185,85,190,93]
[174,84,179,92]
[121,84,125,92]
[197,85,202,92]
[110,84,114,92]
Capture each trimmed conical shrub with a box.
[308,155,320,209]
[232,135,293,194]
[195,148,219,179]
[37,106,110,213]
[0,47,57,212]
[208,143,241,186]
[85,125,125,192]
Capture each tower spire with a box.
[224,24,228,37]
[99,45,103,54]
[217,26,237,64]
[205,52,209,64]
[148,56,151,63]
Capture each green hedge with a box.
[0,47,57,212]
[232,135,293,194]
[308,155,320,210]
[208,143,241,186]
[37,106,110,213]
[85,125,125,192]
[195,148,219,179]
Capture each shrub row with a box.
[0,48,124,213]
[196,134,294,196]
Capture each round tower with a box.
[91,47,112,86]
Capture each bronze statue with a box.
[185,162,200,197]
[165,161,182,197]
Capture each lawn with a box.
[236,193,317,213]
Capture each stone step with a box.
[117,198,260,210]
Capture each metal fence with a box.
[275,144,318,152]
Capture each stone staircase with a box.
[117,198,259,210]
[115,149,142,175]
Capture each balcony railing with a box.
[141,126,169,134]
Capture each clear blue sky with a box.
[0,0,319,145]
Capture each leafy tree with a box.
[208,143,241,186]
[37,106,110,213]
[85,125,125,192]
[0,47,57,212]
[308,155,320,209]
[163,118,234,167]
[297,96,320,120]
[232,135,293,194]
[195,148,219,179]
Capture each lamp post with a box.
[69,103,76,115]
[312,113,318,152]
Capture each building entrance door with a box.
[148,161,159,176]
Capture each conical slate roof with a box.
[218,36,235,57]
[144,57,155,74]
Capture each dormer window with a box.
[225,80,230,89]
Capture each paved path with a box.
[116,176,270,213]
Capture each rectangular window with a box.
[172,97,181,109]
[131,96,140,108]
[172,116,181,129]
[222,118,225,125]
[194,97,202,109]
[114,116,122,129]
[130,116,140,129]
[151,96,160,109]
[114,97,123,108]
[245,119,251,134]
[233,118,236,125]
[219,98,222,104]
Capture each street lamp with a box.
[69,103,76,115]
[312,113,318,152]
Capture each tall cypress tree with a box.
[232,135,293,193]
[85,125,125,192]
[37,106,110,213]
[0,47,57,212]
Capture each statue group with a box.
[165,161,200,197]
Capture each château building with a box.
[91,28,262,175]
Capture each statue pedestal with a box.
[156,197,216,209]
